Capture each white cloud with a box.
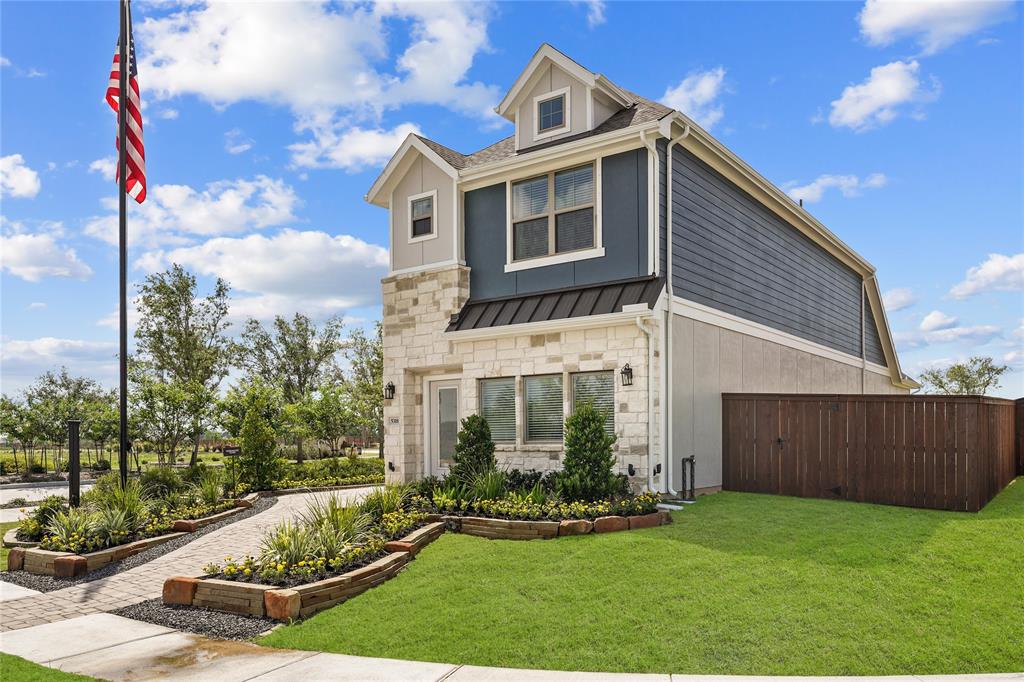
[0,154,41,198]
[859,0,1014,55]
[829,60,940,131]
[137,1,502,167]
[84,175,299,249]
[883,287,917,312]
[895,321,1001,350]
[785,172,887,204]
[89,156,117,180]
[572,0,607,28]
[289,122,420,171]
[948,253,1024,299]
[27,302,47,311]
[0,57,9,67]
[661,67,728,130]
[920,310,958,332]
[0,337,118,391]
[224,129,254,155]
[136,229,389,321]
[0,222,93,283]
[156,108,179,120]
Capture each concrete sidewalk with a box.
[0,614,1019,682]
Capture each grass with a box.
[0,654,96,681]
[260,478,1024,676]
[0,520,18,567]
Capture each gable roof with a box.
[495,43,634,121]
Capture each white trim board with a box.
[407,189,438,244]
[533,86,571,141]
[386,259,465,278]
[672,295,892,378]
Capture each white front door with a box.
[428,380,460,476]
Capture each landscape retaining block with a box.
[162,576,199,605]
[558,519,594,536]
[53,555,87,578]
[594,515,629,533]
[628,512,663,530]
[7,547,25,571]
[264,589,301,620]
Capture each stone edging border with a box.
[6,502,252,577]
[162,510,672,622]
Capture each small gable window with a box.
[538,94,565,132]
[409,192,434,240]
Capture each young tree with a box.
[308,385,355,456]
[0,396,33,473]
[130,367,200,464]
[238,390,281,490]
[919,357,1009,395]
[451,414,496,483]
[560,401,619,501]
[23,369,103,471]
[216,379,284,439]
[236,313,344,461]
[135,264,232,465]
[343,323,383,451]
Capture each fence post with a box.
[68,420,81,508]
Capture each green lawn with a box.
[1,520,18,567]
[261,478,1024,676]
[0,654,96,681]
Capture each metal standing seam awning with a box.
[445,275,665,333]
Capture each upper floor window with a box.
[409,191,435,241]
[533,86,570,140]
[511,163,594,262]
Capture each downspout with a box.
[636,315,656,491]
[663,123,690,495]
[640,130,660,277]
[860,279,868,393]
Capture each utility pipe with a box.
[636,314,656,491]
[663,123,690,495]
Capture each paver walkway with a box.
[0,487,375,632]
[1,614,1020,682]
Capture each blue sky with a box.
[1,0,1021,397]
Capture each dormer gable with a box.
[495,44,633,151]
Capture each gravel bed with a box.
[0,497,277,593]
[113,598,277,640]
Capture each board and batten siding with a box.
[463,148,649,300]
[670,146,873,362]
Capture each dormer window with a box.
[409,191,436,242]
[533,86,570,140]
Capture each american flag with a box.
[105,3,146,203]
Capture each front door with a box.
[428,380,460,476]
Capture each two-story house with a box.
[367,44,917,493]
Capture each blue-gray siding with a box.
[670,146,866,359]
[464,148,649,299]
[864,291,887,366]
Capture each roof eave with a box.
[365,134,459,208]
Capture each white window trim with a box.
[407,189,438,244]
[533,86,571,141]
[504,159,603,273]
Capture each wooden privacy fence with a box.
[722,394,1020,512]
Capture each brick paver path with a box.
[0,487,375,632]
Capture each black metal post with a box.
[68,420,81,507]
[117,0,129,489]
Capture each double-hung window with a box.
[511,163,595,262]
[479,377,515,443]
[537,94,565,133]
[524,375,563,443]
[571,371,615,436]
[409,192,434,240]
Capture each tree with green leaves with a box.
[451,414,496,483]
[235,313,344,461]
[919,357,1009,395]
[343,322,383,451]
[134,264,232,466]
[0,395,35,473]
[307,384,355,456]
[129,367,199,464]
[559,401,620,501]
[238,388,282,490]
[23,368,104,471]
[216,379,284,439]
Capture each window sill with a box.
[496,443,563,452]
[504,246,604,273]
[408,232,438,244]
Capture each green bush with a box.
[239,400,284,490]
[559,401,619,501]
[471,470,506,501]
[140,466,187,500]
[360,485,410,522]
[18,495,66,541]
[450,414,496,483]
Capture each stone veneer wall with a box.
[381,264,661,487]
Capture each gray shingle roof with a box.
[446,276,665,332]
[418,90,672,173]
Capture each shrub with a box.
[559,401,619,501]
[42,507,100,553]
[92,459,111,471]
[505,469,543,493]
[471,470,506,501]
[18,495,66,541]
[299,495,373,547]
[93,507,134,546]
[140,466,186,500]
[414,475,442,498]
[28,463,46,474]
[450,414,496,483]
[88,477,151,531]
[360,485,410,522]
[239,400,284,490]
[259,520,315,567]
[193,467,223,506]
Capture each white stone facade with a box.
[381,264,661,487]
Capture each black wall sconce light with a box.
[627,463,636,477]
[383,381,396,400]
[387,461,396,472]
[620,363,633,387]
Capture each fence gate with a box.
[722,394,1019,512]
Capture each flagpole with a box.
[117,0,129,488]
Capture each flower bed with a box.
[268,473,384,491]
[414,490,662,522]
[164,520,445,621]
